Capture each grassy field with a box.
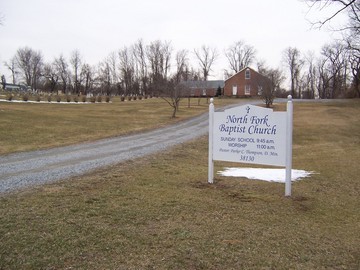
[0,99,359,269]
[0,97,240,155]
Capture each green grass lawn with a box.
[0,99,359,269]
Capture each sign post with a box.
[285,95,293,196]
[208,98,214,184]
[208,96,293,196]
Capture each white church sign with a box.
[208,96,293,196]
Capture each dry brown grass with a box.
[0,99,359,269]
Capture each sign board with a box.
[208,97,293,196]
[213,104,287,166]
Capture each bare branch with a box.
[306,0,356,28]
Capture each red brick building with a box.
[224,67,269,97]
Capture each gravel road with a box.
[0,112,211,194]
[0,99,266,194]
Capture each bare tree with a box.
[260,67,285,107]
[349,50,360,97]
[186,67,201,81]
[15,47,34,87]
[283,47,304,98]
[162,41,172,80]
[146,40,173,95]
[306,1,359,98]
[119,46,136,95]
[133,39,149,95]
[70,50,82,94]
[145,40,187,117]
[225,40,256,74]
[256,59,267,75]
[148,40,172,79]
[98,58,113,96]
[43,61,59,93]
[317,56,331,98]
[175,49,189,83]
[174,49,191,107]
[54,54,70,94]
[97,53,118,96]
[31,51,43,91]
[15,47,43,90]
[4,57,18,84]
[194,45,218,81]
[107,51,119,89]
[326,41,347,98]
[160,79,184,118]
[303,51,318,98]
[317,41,348,98]
[344,4,360,97]
[81,63,94,95]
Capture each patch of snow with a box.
[217,168,315,183]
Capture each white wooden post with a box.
[208,98,214,184]
[285,95,293,196]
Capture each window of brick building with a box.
[245,69,251,79]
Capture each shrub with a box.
[35,95,41,102]
[97,96,102,103]
[105,96,111,103]
[138,96,143,100]
[90,96,96,103]
[47,95,52,102]
[120,96,125,102]
[133,96,137,101]
[73,96,79,103]
[6,93,13,101]
[127,96,132,101]
[56,95,61,102]
[22,94,29,102]
[66,95,71,102]
[81,96,87,103]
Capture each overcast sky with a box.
[0,0,347,81]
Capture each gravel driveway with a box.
[0,112,211,194]
[0,99,266,194]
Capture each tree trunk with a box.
[171,106,177,118]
